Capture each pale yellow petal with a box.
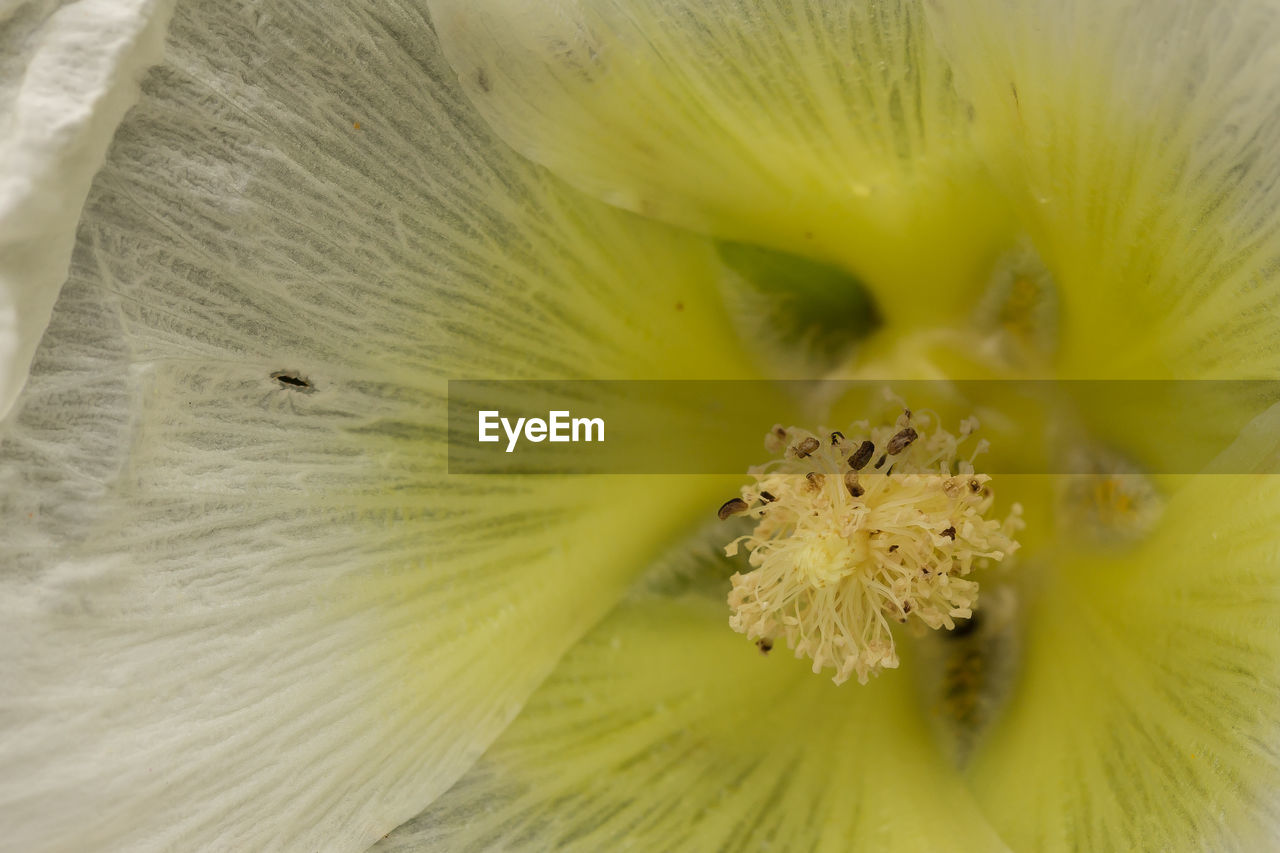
[930,0,1280,378]
[428,0,1017,325]
[968,467,1280,849]
[379,588,1012,852]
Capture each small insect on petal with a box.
[718,498,750,520]
[271,370,314,391]
[849,440,876,470]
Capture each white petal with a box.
[0,1,755,850]
[0,0,173,419]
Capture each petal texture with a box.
[427,0,1016,325]
[1,1,753,851]
[378,589,1013,853]
[929,0,1280,378]
[968,470,1280,850]
[0,0,173,419]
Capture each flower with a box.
[3,1,1280,851]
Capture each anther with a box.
[844,471,864,498]
[886,427,918,455]
[718,498,749,520]
[849,440,875,470]
[793,436,821,458]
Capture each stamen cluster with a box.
[721,411,1022,685]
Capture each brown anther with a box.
[843,471,864,498]
[756,638,773,654]
[874,453,887,470]
[793,437,820,458]
[717,498,749,520]
[941,526,957,540]
[849,440,875,470]
[759,490,777,502]
[902,601,912,614]
[806,472,825,489]
[830,431,844,445]
[886,427,919,455]
[969,478,982,493]
[888,544,899,552]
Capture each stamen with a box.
[717,498,750,521]
[886,427,919,455]
[723,411,1023,685]
[793,436,821,458]
[849,440,876,470]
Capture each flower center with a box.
[720,410,1023,685]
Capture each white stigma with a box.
[722,410,1023,685]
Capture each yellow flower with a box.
[2,1,1279,851]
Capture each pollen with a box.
[722,410,1023,685]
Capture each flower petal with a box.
[0,1,754,850]
[379,590,1012,852]
[968,474,1280,846]
[426,0,1017,324]
[0,0,172,419]
[928,0,1280,378]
